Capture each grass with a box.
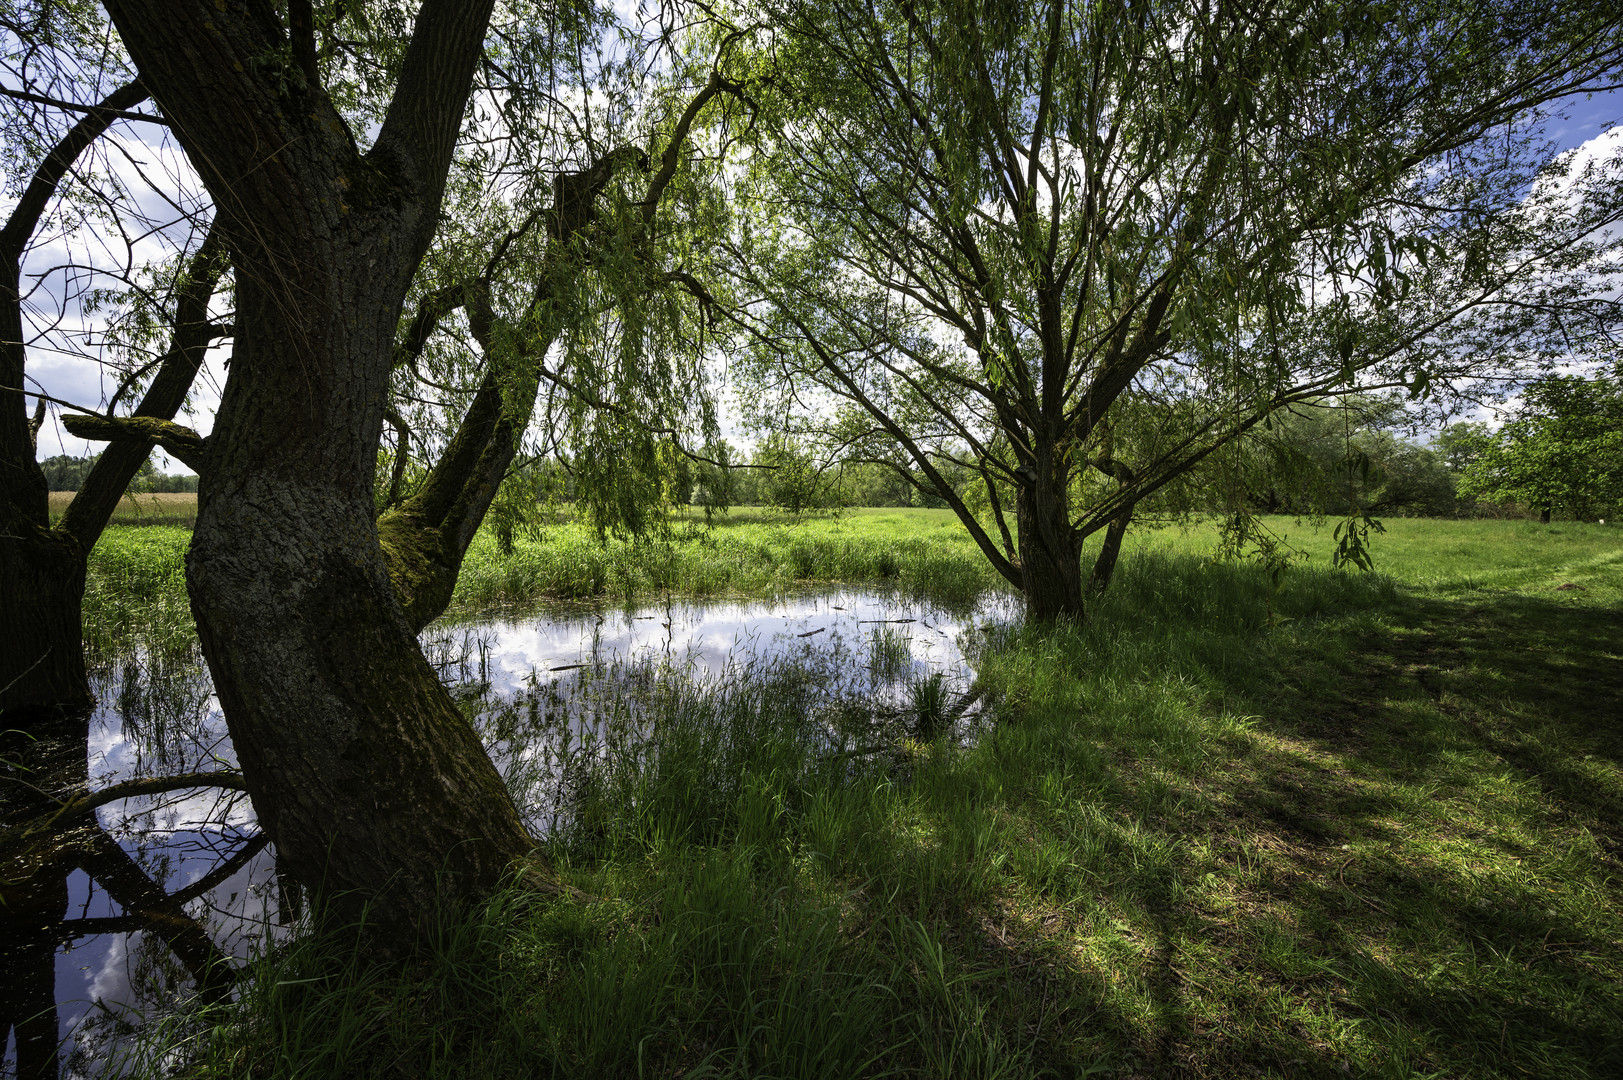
[450,508,997,610]
[84,513,1623,1078]
[81,524,194,660]
[49,490,199,528]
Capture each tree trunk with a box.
[1015,455,1085,621]
[0,131,90,719]
[379,348,543,633]
[184,229,534,937]
[0,710,84,1080]
[107,0,531,937]
[0,521,91,719]
[2,81,157,722]
[1086,505,1134,598]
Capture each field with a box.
[49,489,198,528]
[87,512,1623,1078]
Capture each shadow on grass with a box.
[1115,587,1623,1077]
[884,566,1623,1078]
[102,548,1622,1079]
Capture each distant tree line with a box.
[38,453,198,493]
[668,378,1620,523]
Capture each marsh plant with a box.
[866,624,913,680]
[461,633,989,846]
[907,672,950,738]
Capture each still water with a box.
[32,587,1017,1073]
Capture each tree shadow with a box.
[835,583,1623,1077]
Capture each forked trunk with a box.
[1086,506,1134,598]
[2,215,89,719]
[105,0,525,938]
[379,354,544,633]
[1015,463,1086,621]
[188,246,534,937]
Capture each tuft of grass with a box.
[907,672,950,738]
[867,624,914,680]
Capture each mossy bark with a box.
[379,359,541,633]
[107,0,533,937]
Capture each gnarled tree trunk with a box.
[105,0,535,937]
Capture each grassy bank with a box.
[92,515,1623,1078]
[452,508,999,609]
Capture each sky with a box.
[15,60,1623,472]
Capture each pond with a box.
[26,586,1019,1073]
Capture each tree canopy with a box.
[1459,373,1623,520]
[710,0,1623,617]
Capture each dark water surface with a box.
[22,586,1017,1074]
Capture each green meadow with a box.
[89,512,1623,1078]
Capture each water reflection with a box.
[27,586,1016,1074]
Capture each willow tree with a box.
[1,15,231,1065]
[75,0,743,938]
[83,0,539,936]
[717,0,1623,619]
[0,42,225,725]
[373,64,739,631]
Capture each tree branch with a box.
[0,81,150,258]
[61,222,228,547]
[59,414,209,474]
[0,83,164,127]
[288,0,319,87]
[45,769,249,827]
[171,833,272,906]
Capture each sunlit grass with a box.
[89,512,1623,1078]
[81,524,194,662]
[49,490,198,527]
[450,512,1000,610]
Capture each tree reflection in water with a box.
[3,586,1015,1075]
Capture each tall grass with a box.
[449,517,998,611]
[94,515,1623,1078]
[81,525,195,661]
[121,650,1040,1078]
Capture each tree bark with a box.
[1015,449,1085,621]
[105,0,534,937]
[1084,454,1138,599]
[1086,508,1133,598]
[380,360,541,632]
